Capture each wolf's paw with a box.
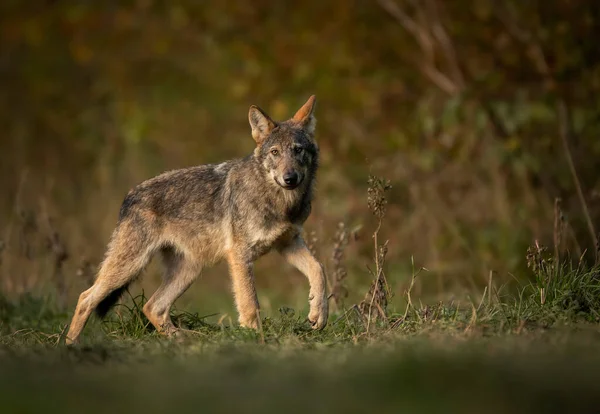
[158,321,183,338]
[308,296,328,330]
[65,336,78,347]
[239,313,260,330]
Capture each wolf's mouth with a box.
[276,177,303,190]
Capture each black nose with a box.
[283,172,298,186]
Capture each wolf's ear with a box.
[292,95,317,135]
[249,105,276,144]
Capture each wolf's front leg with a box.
[279,236,328,329]
[226,251,260,329]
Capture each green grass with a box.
[2,261,600,413]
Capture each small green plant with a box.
[525,241,600,322]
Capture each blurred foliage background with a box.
[1,0,599,316]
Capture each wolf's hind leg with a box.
[143,248,201,335]
[66,223,156,345]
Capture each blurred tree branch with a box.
[376,0,460,95]
[376,0,508,139]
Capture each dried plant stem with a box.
[366,220,383,334]
[330,222,350,312]
[557,101,597,251]
[553,198,562,265]
[403,258,420,321]
[361,175,392,332]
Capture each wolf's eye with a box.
[270,149,279,156]
[294,147,303,154]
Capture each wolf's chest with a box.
[246,222,294,259]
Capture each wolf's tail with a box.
[95,284,130,318]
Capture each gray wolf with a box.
[65,95,328,345]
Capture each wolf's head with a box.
[249,96,318,191]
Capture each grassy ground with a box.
[2,256,600,413]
